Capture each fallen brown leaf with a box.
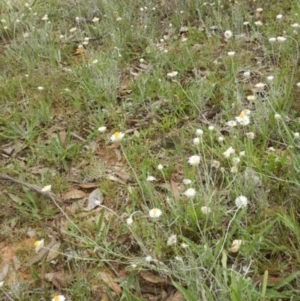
[140,271,169,284]
[62,189,86,201]
[114,169,131,182]
[45,271,71,290]
[166,291,185,301]
[46,242,61,262]
[78,183,99,189]
[98,271,122,295]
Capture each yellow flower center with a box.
[34,241,40,247]
[53,296,60,301]
[239,112,246,119]
[114,132,120,138]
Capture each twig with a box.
[0,173,63,205]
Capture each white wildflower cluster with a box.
[235,109,251,126]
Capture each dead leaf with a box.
[106,175,125,185]
[62,189,86,201]
[2,145,14,155]
[166,291,185,301]
[98,271,122,295]
[65,199,85,215]
[114,169,131,182]
[86,188,103,210]
[116,233,130,245]
[45,271,70,290]
[140,271,169,284]
[78,183,99,189]
[46,242,61,262]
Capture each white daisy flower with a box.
[34,239,44,253]
[235,110,250,126]
[224,30,233,39]
[110,131,125,142]
[149,208,162,218]
[196,129,204,136]
[223,146,235,158]
[52,295,66,301]
[193,137,200,145]
[235,195,248,208]
[201,206,211,214]
[277,36,286,43]
[227,120,237,128]
[188,155,201,166]
[183,188,196,199]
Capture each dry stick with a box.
[0,173,50,195]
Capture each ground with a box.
[1,0,300,300]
